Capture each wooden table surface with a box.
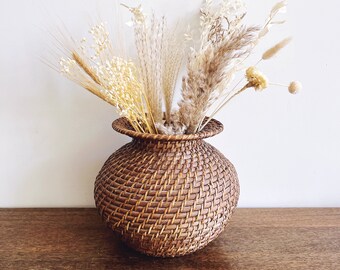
[0,208,339,270]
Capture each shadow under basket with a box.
[94,117,240,257]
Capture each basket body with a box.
[94,118,240,257]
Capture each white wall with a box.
[1,0,339,208]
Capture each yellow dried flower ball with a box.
[246,67,268,91]
[288,81,302,94]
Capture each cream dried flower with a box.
[121,4,145,24]
[246,67,268,90]
[288,81,302,94]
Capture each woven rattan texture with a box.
[94,118,240,257]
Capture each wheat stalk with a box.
[71,52,101,85]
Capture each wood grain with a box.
[0,208,339,270]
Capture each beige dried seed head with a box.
[288,81,302,94]
[262,37,292,60]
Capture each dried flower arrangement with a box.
[55,0,301,135]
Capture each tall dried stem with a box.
[126,5,185,127]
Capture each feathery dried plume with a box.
[178,0,260,133]
[262,37,292,60]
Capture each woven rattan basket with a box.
[94,117,240,257]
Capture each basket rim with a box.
[112,117,224,141]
